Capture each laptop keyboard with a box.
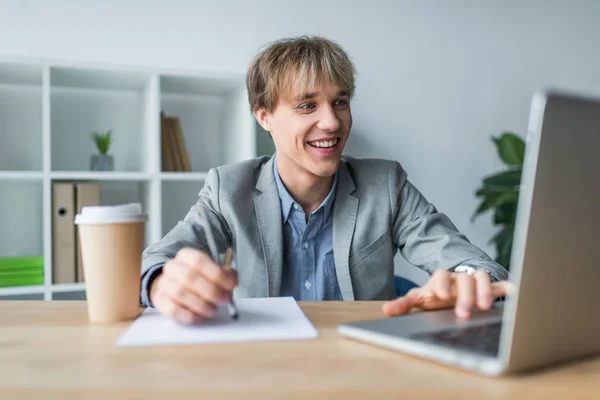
[410,321,502,357]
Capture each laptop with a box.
[337,89,600,376]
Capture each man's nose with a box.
[316,105,341,132]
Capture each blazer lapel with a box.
[253,157,284,297]
[333,161,359,301]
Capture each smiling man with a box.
[140,36,510,324]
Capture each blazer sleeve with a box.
[389,162,510,281]
[140,167,233,278]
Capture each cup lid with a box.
[74,203,147,225]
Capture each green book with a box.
[0,270,44,278]
[0,257,44,271]
[0,257,44,287]
[0,275,44,288]
[0,265,44,274]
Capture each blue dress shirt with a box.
[273,156,342,301]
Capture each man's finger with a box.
[166,260,232,307]
[474,270,493,310]
[176,248,236,291]
[177,270,232,307]
[382,288,423,316]
[455,273,476,319]
[492,280,514,298]
[161,276,218,319]
[430,269,452,300]
[154,291,201,325]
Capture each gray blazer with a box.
[142,156,509,301]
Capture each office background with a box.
[1,0,599,289]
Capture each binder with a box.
[51,182,76,284]
[74,183,101,282]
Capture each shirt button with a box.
[304,242,309,249]
[304,281,312,290]
[293,204,299,210]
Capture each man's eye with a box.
[334,99,349,108]
[298,103,316,110]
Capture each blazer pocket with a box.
[349,230,390,267]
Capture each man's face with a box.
[256,81,352,179]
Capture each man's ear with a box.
[253,107,271,132]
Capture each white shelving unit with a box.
[0,57,273,300]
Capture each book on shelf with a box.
[161,112,192,172]
[0,256,44,288]
[51,181,101,284]
[161,113,176,172]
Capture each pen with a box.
[198,203,240,320]
[221,248,239,320]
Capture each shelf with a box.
[0,172,44,181]
[0,57,258,300]
[50,171,154,181]
[0,284,45,296]
[0,181,44,259]
[0,62,43,172]
[50,66,156,173]
[51,66,149,92]
[160,92,224,172]
[0,62,42,86]
[51,282,86,293]
[159,74,255,173]
[160,172,207,181]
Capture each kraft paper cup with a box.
[74,203,147,323]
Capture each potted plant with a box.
[472,132,526,270]
[90,129,114,171]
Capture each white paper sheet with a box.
[116,297,319,347]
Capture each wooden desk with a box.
[1,301,599,399]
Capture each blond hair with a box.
[246,35,356,112]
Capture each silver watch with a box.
[452,265,479,276]
[451,265,499,284]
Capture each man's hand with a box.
[149,248,238,324]
[382,269,513,319]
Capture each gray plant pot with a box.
[90,154,114,171]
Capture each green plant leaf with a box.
[92,130,112,155]
[471,190,519,220]
[492,132,525,167]
[494,200,518,225]
[496,244,512,270]
[472,132,525,270]
[475,185,508,197]
[491,223,514,269]
[482,168,522,189]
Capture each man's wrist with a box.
[450,264,499,282]
[140,263,165,308]
[149,272,163,306]
[450,264,506,301]
[451,264,478,276]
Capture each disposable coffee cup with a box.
[74,203,147,323]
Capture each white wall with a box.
[2,0,599,284]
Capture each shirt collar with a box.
[273,154,338,223]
